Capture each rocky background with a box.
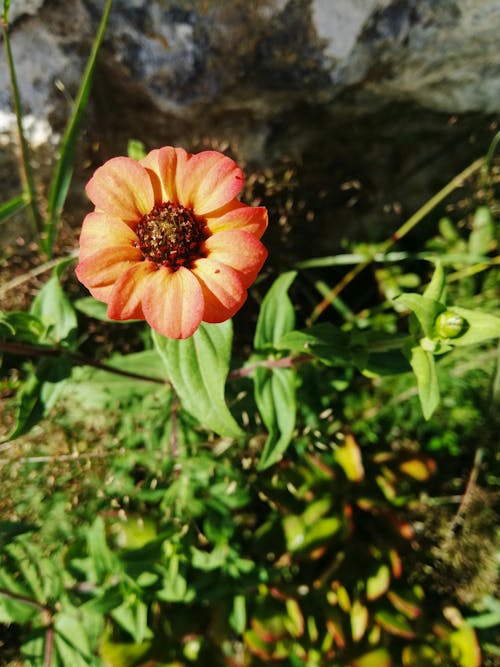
[1,0,499,259]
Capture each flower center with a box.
[135,202,207,270]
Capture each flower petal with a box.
[107,261,157,321]
[79,211,137,255]
[204,230,267,288]
[206,201,268,239]
[177,151,244,216]
[75,246,142,292]
[86,157,155,222]
[140,146,189,205]
[142,266,204,339]
[192,258,246,323]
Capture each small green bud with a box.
[435,310,468,339]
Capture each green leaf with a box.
[73,296,110,321]
[2,371,42,442]
[230,595,247,634]
[445,306,500,347]
[0,568,38,624]
[127,139,147,160]
[43,0,113,255]
[255,367,296,470]
[397,293,445,338]
[254,271,297,348]
[30,261,77,344]
[2,0,11,22]
[1,311,44,343]
[375,609,416,639]
[0,193,28,225]
[87,517,116,585]
[408,346,440,419]
[469,207,494,256]
[153,320,243,439]
[350,648,392,667]
[277,323,349,363]
[423,261,446,302]
[54,610,92,661]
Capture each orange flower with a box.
[76,147,268,338]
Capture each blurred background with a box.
[1,0,498,266]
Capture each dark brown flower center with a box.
[135,202,207,269]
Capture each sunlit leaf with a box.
[30,260,77,344]
[334,433,364,482]
[350,648,392,667]
[375,609,416,638]
[397,294,445,338]
[350,598,369,642]
[423,261,446,303]
[153,320,243,439]
[399,457,436,481]
[449,625,481,667]
[366,564,390,601]
[408,345,440,419]
[254,271,297,349]
[255,366,296,469]
[469,206,494,256]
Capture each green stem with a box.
[0,340,165,385]
[1,16,43,235]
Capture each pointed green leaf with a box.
[30,260,77,344]
[423,261,446,302]
[255,366,296,469]
[230,595,247,634]
[44,0,113,254]
[0,193,28,225]
[254,271,297,348]
[277,323,349,363]
[153,320,243,439]
[2,1,11,22]
[408,345,440,419]
[397,294,445,338]
[469,207,493,256]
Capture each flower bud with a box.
[435,310,467,339]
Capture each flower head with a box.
[76,147,268,338]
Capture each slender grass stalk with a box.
[484,130,500,175]
[43,0,113,256]
[0,192,28,225]
[308,157,486,324]
[1,15,43,235]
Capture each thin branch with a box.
[44,624,54,667]
[309,157,485,324]
[0,250,78,299]
[0,340,165,385]
[229,353,314,378]
[0,586,49,614]
[0,450,113,465]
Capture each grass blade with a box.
[1,16,43,235]
[0,193,28,225]
[44,0,113,256]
